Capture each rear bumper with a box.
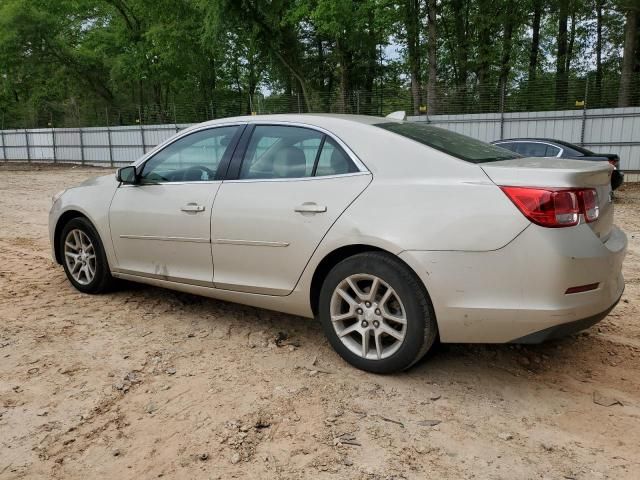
[612,170,624,191]
[509,292,622,343]
[400,223,627,343]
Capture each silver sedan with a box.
[49,114,627,373]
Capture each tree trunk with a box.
[273,49,311,112]
[476,0,493,111]
[619,7,639,107]
[427,0,437,115]
[528,0,542,109]
[406,0,422,115]
[595,0,603,106]
[565,8,576,74]
[528,0,542,83]
[499,1,515,99]
[363,12,378,115]
[452,0,469,110]
[555,0,569,109]
[336,38,352,114]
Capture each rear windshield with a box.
[375,122,520,163]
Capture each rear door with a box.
[211,124,371,295]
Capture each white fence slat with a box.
[1,109,639,173]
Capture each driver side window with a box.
[140,126,240,183]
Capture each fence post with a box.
[499,82,506,140]
[79,128,85,165]
[0,129,5,162]
[25,129,31,163]
[138,106,147,154]
[173,103,179,133]
[580,81,589,146]
[52,127,57,163]
[1,113,6,162]
[107,126,114,168]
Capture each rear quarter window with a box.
[375,122,519,164]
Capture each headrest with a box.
[273,146,307,178]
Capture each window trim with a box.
[223,121,368,182]
[127,123,247,186]
[310,135,327,177]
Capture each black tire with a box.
[59,217,115,294]
[318,252,438,373]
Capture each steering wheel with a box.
[180,165,216,181]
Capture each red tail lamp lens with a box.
[500,186,599,228]
[578,189,599,223]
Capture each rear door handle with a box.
[181,203,205,213]
[294,203,327,214]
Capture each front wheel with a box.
[59,217,115,294]
[318,252,438,373]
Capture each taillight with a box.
[578,189,599,223]
[607,159,618,168]
[500,186,599,228]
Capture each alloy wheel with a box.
[329,274,407,360]
[64,229,97,285]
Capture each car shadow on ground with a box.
[114,280,601,382]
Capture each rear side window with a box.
[544,145,560,156]
[239,125,358,179]
[315,138,359,176]
[375,122,519,163]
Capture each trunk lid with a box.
[481,157,614,241]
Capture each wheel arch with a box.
[309,244,430,317]
[53,210,91,264]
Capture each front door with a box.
[109,125,242,285]
[211,124,371,295]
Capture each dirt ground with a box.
[0,163,638,480]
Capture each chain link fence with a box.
[2,74,639,129]
[1,74,639,176]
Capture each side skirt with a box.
[111,271,314,319]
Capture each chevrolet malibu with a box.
[49,114,627,373]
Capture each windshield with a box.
[375,122,520,163]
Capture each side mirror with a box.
[116,165,138,184]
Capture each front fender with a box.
[49,174,119,267]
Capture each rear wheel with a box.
[60,217,115,294]
[318,252,437,373]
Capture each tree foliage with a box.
[0,0,637,127]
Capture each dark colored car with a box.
[492,138,624,191]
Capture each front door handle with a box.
[294,202,327,214]
[181,203,205,213]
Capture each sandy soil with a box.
[0,163,639,480]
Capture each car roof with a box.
[195,113,392,130]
